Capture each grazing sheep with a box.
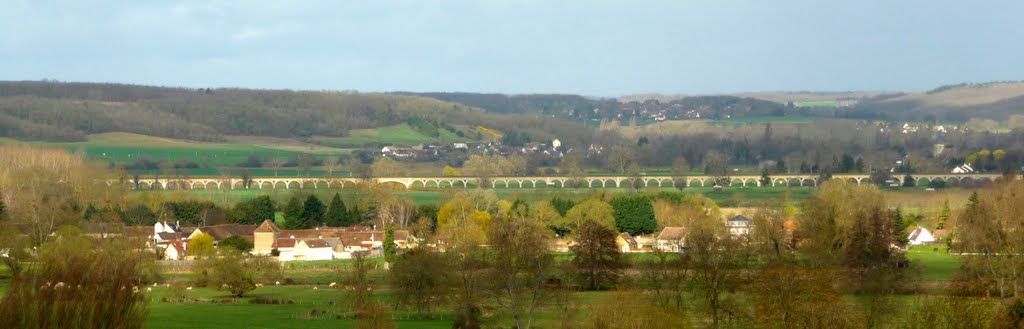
[153,283,158,287]
[313,286,318,290]
[164,284,170,288]
[146,287,152,292]
[255,283,263,288]
[275,281,281,286]
[55,282,65,289]
[186,287,193,290]
[329,282,337,288]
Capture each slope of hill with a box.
[0,81,608,148]
[846,82,1024,122]
[393,92,619,118]
[734,91,893,104]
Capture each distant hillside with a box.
[845,82,1024,122]
[0,81,610,147]
[403,92,810,121]
[734,91,894,104]
[394,92,619,119]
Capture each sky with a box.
[2,1,1023,96]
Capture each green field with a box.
[794,101,838,108]
[712,116,820,126]
[0,240,973,328]
[0,133,345,168]
[145,247,962,328]
[170,186,816,207]
[906,245,960,282]
[311,124,471,148]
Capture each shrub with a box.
[0,228,149,328]
[195,251,257,297]
[218,235,253,252]
[249,297,294,305]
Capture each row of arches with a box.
[123,174,1001,190]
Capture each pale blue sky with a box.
[2,1,1021,96]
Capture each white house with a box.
[615,232,638,253]
[163,240,187,260]
[726,215,753,236]
[381,146,394,154]
[452,142,468,149]
[952,164,974,174]
[908,226,936,246]
[656,227,687,252]
[291,239,334,261]
[551,139,562,150]
[273,238,298,261]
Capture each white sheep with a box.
[329,282,337,288]
[186,287,193,290]
[275,281,281,286]
[146,287,152,292]
[313,286,318,290]
[55,282,65,289]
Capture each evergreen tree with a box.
[324,193,348,227]
[231,195,275,224]
[760,167,772,188]
[282,195,304,229]
[891,207,910,246]
[937,199,951,229]
[610,194,657,235]
[840,153,856,173]
[346,205,363,226]
[549,197,575,217]
[301,195,326,227]
[383,226,396,265]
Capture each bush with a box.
[218,235,253,252]
[194,251,258,297]
[249,297,294,305]
[0,228,149,328]
[927,180,948,189]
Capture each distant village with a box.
[69,211,944,263]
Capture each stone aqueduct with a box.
[116,174,1004,190]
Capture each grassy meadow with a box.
[0,132,344,168]
[144,246,968,328]
[311,124,475,148]
[156,185,819,209]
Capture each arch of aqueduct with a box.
[113,173,1004,190]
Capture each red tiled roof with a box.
[272,238,296,249]
[302,239,331,248]
[196,224,256,240]
[254,220,280,233]
[619,232,637,246]
[657,227,687,241]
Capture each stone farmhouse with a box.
[253,220,416,261]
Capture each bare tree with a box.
[487,206,557,329]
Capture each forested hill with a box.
[393,92,619,118]
[0,81,609,146]
[398,92,800,121]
